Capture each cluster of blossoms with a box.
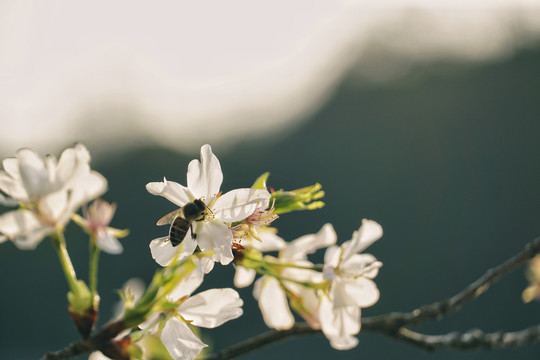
[0,143,384,360]
[141,144,383,356]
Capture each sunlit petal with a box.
[253,276,294,330]
[167,260,204,302]
[0,209,53,249]
[149,236,196,267]
[0,171,27,201]
[56,143,91,187]
[146,178,192,207]
[195,220,233,265]
[178,288,243,328]
[2,157,20,179]
[17,148,51,198]
[213,188,270,223]
[186,144,223,202]
[96,230,123,254]
[281,223,336,261]
[341,254,381,279]
[161,317,207,360]
[318,296,360,350]
[342,219,382,260]
[234,266,256,288]
[251,230,286,252]
[332,277,379,308]
[67,171,108,212]
[200,256,215,274]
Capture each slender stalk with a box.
[89,237,100,299]
[51,229,79,294]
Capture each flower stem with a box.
[51,229,79,294]
[89,236,100,301]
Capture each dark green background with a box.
[1,45,540,359]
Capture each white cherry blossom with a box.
[72,199,127,254]
[0,144,107,249]
[319,219,383,350]
[145,259,244,360]
[249,224,336,331]
[147,144,270,268]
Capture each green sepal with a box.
[252,172,270,189]
[271,183,325,215]
[126,344,144,360]
[67,280,93,313]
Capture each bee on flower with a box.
[146,144,271,271]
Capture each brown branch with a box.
[395,325,540,351]
[203,324,318,360]
[41,320,126,360]
[203,237,540,360]
[365,236,540,331]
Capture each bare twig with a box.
[41,320,126,360]
[365,237,540,331]
[395,325,540,351]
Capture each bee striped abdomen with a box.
[169,216,191,247]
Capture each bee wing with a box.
[156,208,183,226]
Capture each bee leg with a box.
[190,224,197,239]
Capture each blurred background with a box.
[1,0,540,359]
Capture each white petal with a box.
[96,230,123,254]
[342,219,383,260]
[281,223,337,261]
[186,144,223,202]
[178,288,243,328]
[0,171,27,201]
[149,236,196,267]
[213,188,270,223]
[251,230,286,252]
[318,296,361,350]
[341,254,381,279]
[146,179,192,207]
[152,235,197,267]
[56,144,91,185]
[195,220,233,265]
[0,192,22,206]
[168,259,204,301]
[323,245,340,281]
[39,190,69,223]
[2,157,21,178]
[282,263,322,284]
[0,210,52,249]
[332,277,380,308]
[161,317,207,360]
[328,333,359,351]
[253,276,294,330]
[200,256,215,274]
[0,234,7,243]
[67,171,108,213]
[88,351,112,360]
[17,148,51,198]
[234,266,256,288]
[0,209,38,236]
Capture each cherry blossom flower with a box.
[0,144,107,249]
[319,219,383,350]
[72,199,128,254]
[147,144,270,268]
[144,259,244,360]
[242,224,336,330]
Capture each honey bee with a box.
[157,199,206,247]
